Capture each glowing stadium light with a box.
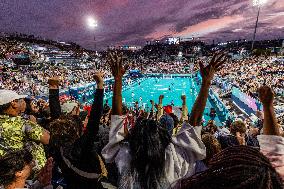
[86,16,98,29]
[253,0,267,7]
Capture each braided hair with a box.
[180,145,283,189]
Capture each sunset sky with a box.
[0,0,283,49]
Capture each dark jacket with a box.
[49,88,105,189]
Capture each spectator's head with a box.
[160,114,174,135]
[129,118,171,189]
[23,97,32,115]
[230,120,246,136]
[206,121,218,135]
[164,105,172,114]
[169,113,179,128]
[201,133,221,166]
[122,103,129,115]
[0,90,27,116]
[180,146,283,189]
[48,115,82,150]
[0,150,33,188]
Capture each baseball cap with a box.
[0,90,27,106]
[164,105,172,114]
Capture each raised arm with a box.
[149,100,155,118]
[85,72,104,137]
[189,54,226,126]
[101,52,128,162]
[181,95,188,122]
[48,78,61,120]
[156,95,164,120]
[258,86,280,136]
[107,52,128,115]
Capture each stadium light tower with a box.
[251,0,267,50]
[86,16,98,50]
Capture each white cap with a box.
[61,102,78,114]
[0,90,27,106]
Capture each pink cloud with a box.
[177,15,244,38]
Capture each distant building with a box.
[108,45,142,51]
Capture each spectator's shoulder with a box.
[0,115,25,128]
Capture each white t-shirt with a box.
[102,115,206,188]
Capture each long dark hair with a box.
[129,118,171,189]
[180,145,283,189]
[0,150,33,186]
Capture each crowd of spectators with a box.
[0,64,113,96]
[213,56,284,126]
[0,36,284,188]
[216,56,284,98]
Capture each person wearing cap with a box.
[0,90,50,172]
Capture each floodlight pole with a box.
[251,5,261,51]
[94,35,96,51]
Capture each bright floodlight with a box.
[253,0,267,6]
[87,17,98,29]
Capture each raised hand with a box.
[108,51,128,115]
[107,51,128,80]
[189,54,227,126]
[258,85,279,136]
[258,85,274,106]
[158,95,164,105]
[48,77,60,89]
[199,54,227,84]
[94,72,104,89]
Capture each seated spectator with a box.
[217,120,259,149]
[201,133,221,167]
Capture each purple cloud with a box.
[0,0,283,49]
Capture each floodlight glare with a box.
[87,17,98,29]
[253,0,267,7]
